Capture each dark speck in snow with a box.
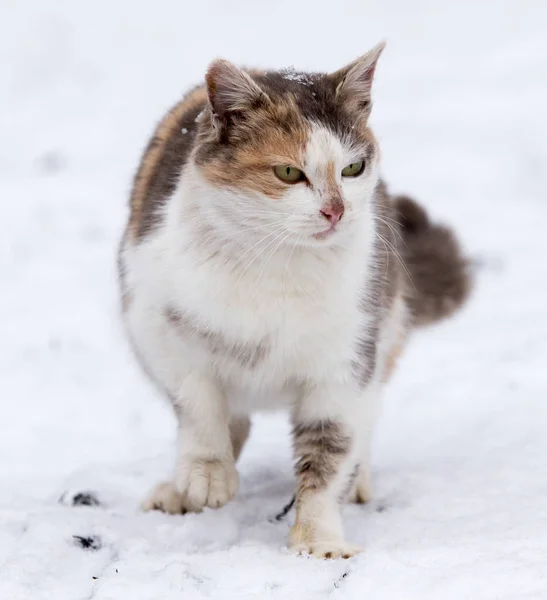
[72,491,101,507]
[73,535,102,551]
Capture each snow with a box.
[281,68,314,85]
[1,0,547,598]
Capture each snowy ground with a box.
[1,1,547,598]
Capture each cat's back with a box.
[126,85,207,243]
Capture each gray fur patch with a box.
[165,306,269,369]
[293,420,351,492]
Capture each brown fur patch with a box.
[293,420,351,493]
[165,306,269,369]
[320,161,345,216]
[324,160,337,189]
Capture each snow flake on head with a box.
[281,67,314,86]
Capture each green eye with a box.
[274,165,305,183]
[341,160,365,177]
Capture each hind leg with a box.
[348,449,373,504]
[230,416,251,462]
[347,381,382,505]
[348,299,410,505]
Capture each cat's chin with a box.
[298,228,348,249]
[312,226,337,241]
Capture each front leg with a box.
[289,381,364,559]
[143,371,238,514]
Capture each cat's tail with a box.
[394,195,473,327]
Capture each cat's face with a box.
[193,43,384,249]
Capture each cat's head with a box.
[192,43,385,249]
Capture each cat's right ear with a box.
[205,59,270,133]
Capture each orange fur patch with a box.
[199,96,310,198]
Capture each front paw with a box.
[291,540,363,559]
[176,457,239,511]
[142,481,189,514]
[289,523,362,559]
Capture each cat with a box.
[118,42,471,559]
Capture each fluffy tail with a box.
[394,195,473,327]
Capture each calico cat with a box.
[118,42,471,558]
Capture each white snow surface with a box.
[1,1,547,598]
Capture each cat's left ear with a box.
[330,41,386,111]
[205,59,270,133]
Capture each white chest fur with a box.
[124,218,373,403]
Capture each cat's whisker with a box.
[376,231,415,288]
[233,219,288,235]
[230,225,288,275]
[249,232,292,304]
[375,215,407,247]
[374,231,392,279]
[376,213,401,226]
[282,233,303,293]
[235,227,290,285]
[283,235,317,301]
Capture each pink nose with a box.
[320,204,344,225]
